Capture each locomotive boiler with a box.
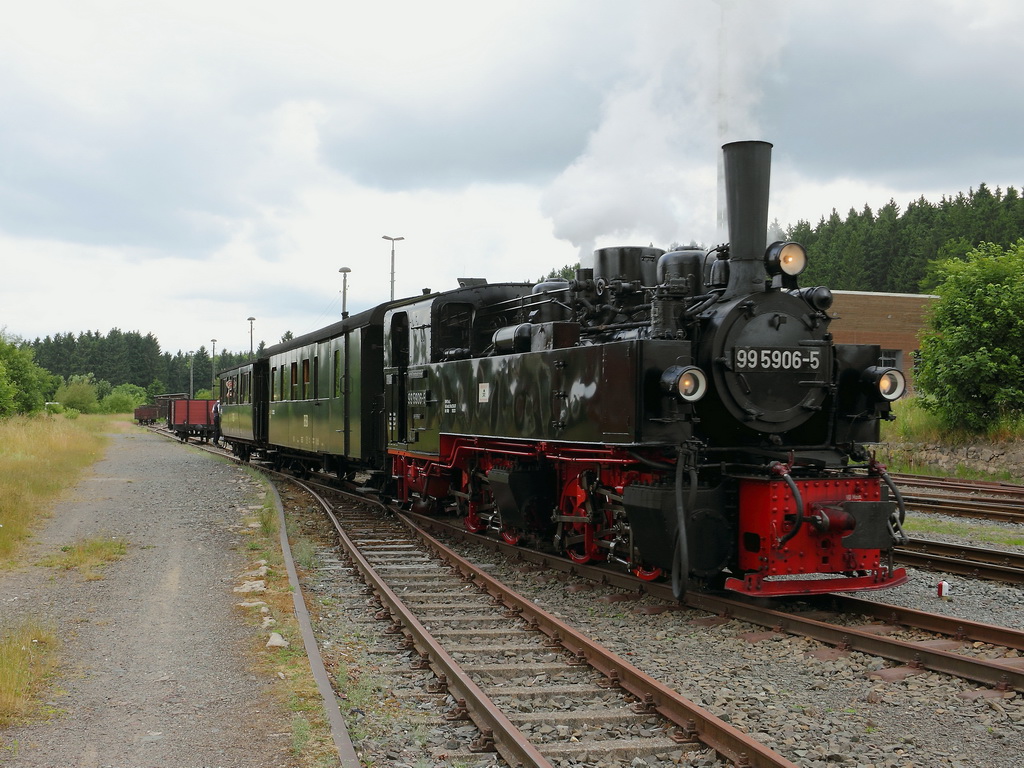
[220,140,909,598]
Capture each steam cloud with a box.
[540,1,789,263]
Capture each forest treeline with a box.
[788,182,1024,293]
[27,329,267,398]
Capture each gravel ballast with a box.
[0,426,297,767]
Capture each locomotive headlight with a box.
[765,241,808,277]
[863,366,907,401]
[661,365,708,402]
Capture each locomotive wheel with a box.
[631,564,663,582]
[500,527,521,545]
[464,511,486,534]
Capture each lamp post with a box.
[339,267,351,317]
[210,338,217,391]
[382,235,404,301]
[247,316,256,359]
[188,351,194,399]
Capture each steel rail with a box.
[893,473,1024,497]
[901,493,1024,522]
[812,594,1024,652]
[301,484,556,768]
[400,514,800,768]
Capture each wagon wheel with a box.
[558,473,608,564]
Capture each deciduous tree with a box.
[916,240,1024,430]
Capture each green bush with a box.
[916,239,1024,431]
[100,383,148,414]
[54,380,99,414]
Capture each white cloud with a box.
[3,0,1024,360]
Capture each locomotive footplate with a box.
[727,475,908,597]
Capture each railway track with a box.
[894,472,1024,522]
[410,514,1024,696]
[900,493,1024,523]
[893,473,1024,498]
[897,537,1024,583]
[296,478,799,768]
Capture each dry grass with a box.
[38,537,128,580]
[0,623,60,726]
[0,414,110,564]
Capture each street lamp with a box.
[339,267,351,317]
[247,316,256,359]
[382,235,404,301]
[188,351,194,399]
[210,338,217,390]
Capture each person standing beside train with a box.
[212,399,222,446]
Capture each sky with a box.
[3,0,1024,358]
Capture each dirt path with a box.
[0,427,298,767]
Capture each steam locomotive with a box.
[218,141,909,597]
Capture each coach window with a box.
[290,362,298,401]
[271,367,277,401]
[301,358,310,399]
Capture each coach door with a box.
[386,312,409,445]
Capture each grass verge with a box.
[0,624,60,727]
[232,469,340,768]
[903,516,1024,548]
[0,414,111,564]
[37,537,128,580]
[879,398,1021,481]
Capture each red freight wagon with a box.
[169,399,217,443]
[133,405,160,425]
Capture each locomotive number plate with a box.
[734,347,821,371]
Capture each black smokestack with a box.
[722,140,772,297]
